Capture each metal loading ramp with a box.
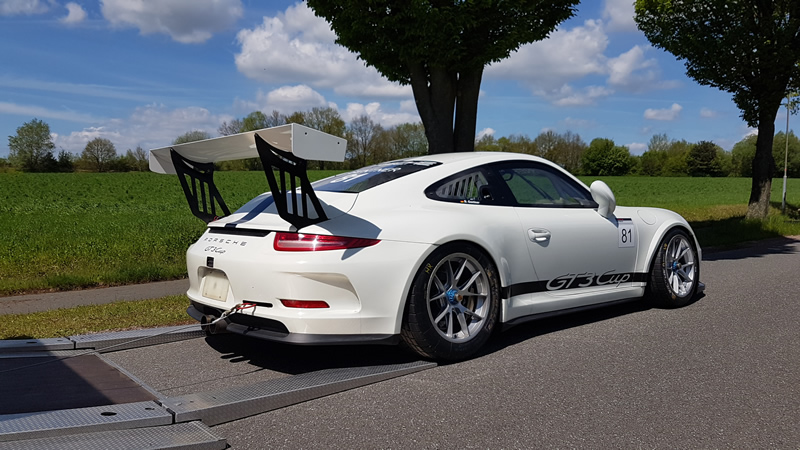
[0,327,435,448]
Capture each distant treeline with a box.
[3,111,799,178]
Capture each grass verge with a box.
[1,295,195,340]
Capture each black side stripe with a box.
[504,272,648,297]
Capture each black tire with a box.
[401,243,500,361]
[648,229,699,308]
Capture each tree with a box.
[218,118,243,136]
[662,140,691,176]
[731,135,757,177]
[307,0,578,154]
[120,146,149,172]
[81,138,117,172]
[773,131,800,178]
[635,1,800,218]
[686,141,724,177]
[173,130,211,145]
[346,115,384,168]
[55,150,75,173]
[387,122,428,159]
[555,131,587,173]
[581,138,633,176]
[8,118,56,172]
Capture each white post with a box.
[783,96,790,214]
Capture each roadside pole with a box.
[783,97,789,214]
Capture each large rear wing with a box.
[149,123,347,228]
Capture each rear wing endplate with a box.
[149,124,347,228]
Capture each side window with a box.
[495,163,595,207]
[427,170,490,204]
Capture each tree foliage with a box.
[173,130,211,145]
[635,0,800,218]
[581,138,633,176]
[307,0,578,154]
[686,141,724,177]
[8,118,56,172]
[81,138,117,172]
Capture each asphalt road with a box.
[101,237,800,449]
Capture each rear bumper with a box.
[188,303,399,346]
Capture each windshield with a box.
[314,160,441,193]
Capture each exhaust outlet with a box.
[201,314,228,335]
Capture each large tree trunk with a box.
[409,63,456,154]
[746,109,777,219]
[453,67,483,152]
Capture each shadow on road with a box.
[703,235,799,261]
[202,333,418,375]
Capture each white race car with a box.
[151,124,702,361]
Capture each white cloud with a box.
[0,0,49,15]
[262,85,329,113]
[343,102,419,127]
[559,117,596,129]
[234,2,410,100]
[52,104,229,154]
[488,20,608,91]
[0,101,97,122]
[603,0,638,32]
[644,103,682,121]
[476,128,495,141]
[606,45,678,91]
[548,84,613,107]
[700,107,717,118]
[60,2,86,25]
[628,142,647,155]
[101,0,243,44]
[488,19,676,105]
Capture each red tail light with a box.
[273,232,380,252]
[280,299,330,308]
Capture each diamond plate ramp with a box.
[0,401,171,443]
[162,361,436,426]
[0,421,225,450]
[70,326,204,353]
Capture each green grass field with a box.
[1,171,799,296]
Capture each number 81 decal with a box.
[617,218,635,248]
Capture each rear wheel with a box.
[401,243,499,361]
[649,229,698,308]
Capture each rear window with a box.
[314,161,441,193]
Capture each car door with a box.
[490,161,640,314]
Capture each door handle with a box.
[528,228,551,242]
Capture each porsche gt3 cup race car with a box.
[150,124,703,361]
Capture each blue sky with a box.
[0,0,792,159]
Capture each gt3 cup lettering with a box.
[547,271,631,291]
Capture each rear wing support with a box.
[255,134,327,229]
[149,124,347,228]
[170,150,231,224]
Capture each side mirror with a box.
[590,180,616,218]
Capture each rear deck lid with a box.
[209,191,357,232]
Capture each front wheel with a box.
[648,229,698,308]
[401,243,500,361]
